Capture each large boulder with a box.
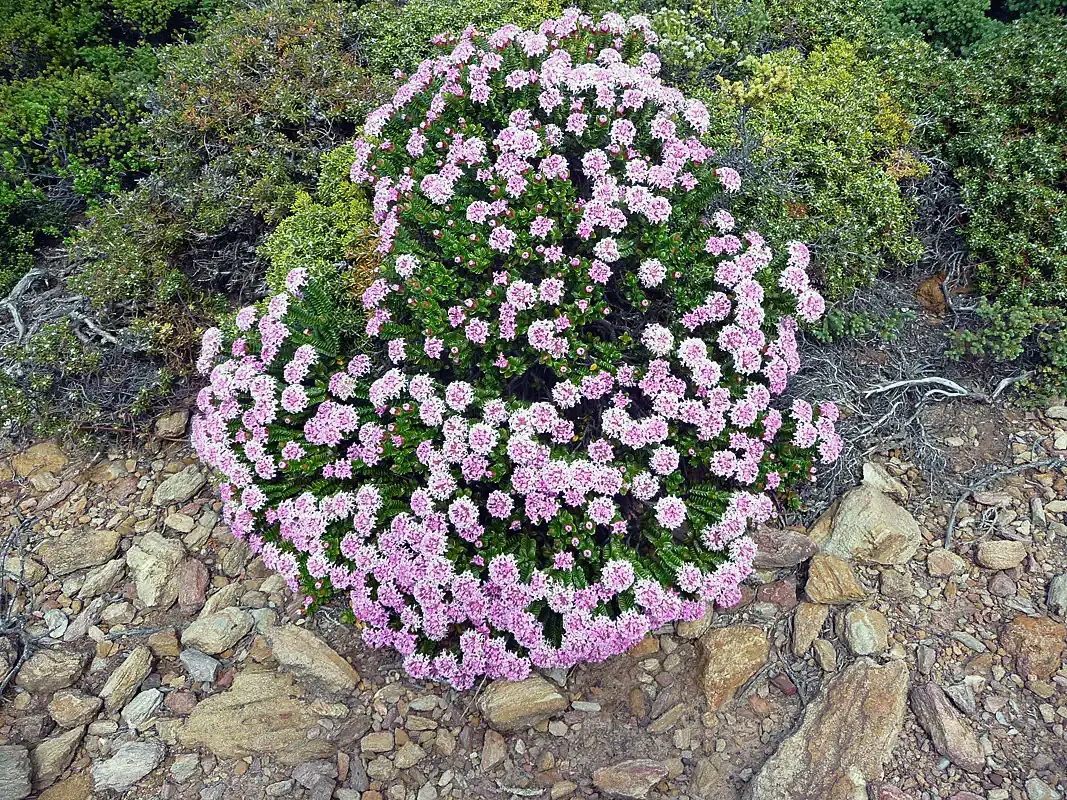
[813,485,921,565]
[748,659,909,800]
[178,669,348,764]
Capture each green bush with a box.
[0,0,203,295]
[883,0,998,53]
[355,0,562,74]
[261,145,377,295]
[925,17,1067,395]
[701,39,926,299]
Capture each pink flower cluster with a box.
[192,9,842,688]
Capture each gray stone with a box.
[126,531,185,609]
[155,409,190,437]
[1046,405,1067,420]
[121,688,163,730]
[181,607,253,655]
[77,559,126,600]
[180,648,221,683]
[843,607,889,655]
[62,597,104,643]
[748,659,909,800]
[153,465,205,506]
[266,625,359,692]
[0,746,31,800]
[945,683,977,716]
[91,740,164,792]
[1025,777,1061,800]
[169,753,200,784]
[1047,573,1067,616]
[99,646,153,712]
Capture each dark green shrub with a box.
[883,0,998,53]
[701,39,926,299]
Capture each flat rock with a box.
[697,625,769,711]
[805,553,867,604]
[181,607,253,655]
[752,526,817,569]
[100,646,153,712]
[1046,405,1067,420]
[155,409,190,437]
[91,740,164,792]
[813,485,921,565]
[861,462,909,500]
[843,607,890,655]
[177,558,210,614]
[15,648,86,694]
[178,669,345,764]
[30,726,84,790]
[976,540,1027,570]
[793,602,829,657]
[37,529,121,577]
[481,730,506,771]
[266,625,359,692]
[47,690,102,728]
[180,649,220,683]
[1,555,45,585]
[121,688,163,730]
[592,759,669,799]
[1000,615,1066,680]
[478,676,568,733]
[749,659,908,799]
[126,531,185,609]
[927,548,968,577]
[12,443,67,477]
[152,465,205,506]
[909,683,984,772]
[0,746,31,800]
[76,559,125,600]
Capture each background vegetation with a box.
[0,0,1064,435]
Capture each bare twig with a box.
[944,457,1067,550]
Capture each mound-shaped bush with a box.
[192,9,841,687]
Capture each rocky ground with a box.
[0,401,1065,800]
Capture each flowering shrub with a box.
[192,9,841,688]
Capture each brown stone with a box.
[812,485,921,565]
[909,683,984,773]
[37,530,121,577]
[592,759,668,799]
[756,579,797,610]
[697,625,769,710]
[793,602,829,657]
[12,443,67,478]
[752,526,817,569]
[1000,615,1066,680]
[805,553,866,604]
[748,659,909,800]
[478,676,568,733]
[976,540,1027,570]
[265,624,359,692]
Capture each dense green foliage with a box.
[0,0,203,294]
[2,0,1067,435]
[652,0,925,299]
[930,17,1067,394]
